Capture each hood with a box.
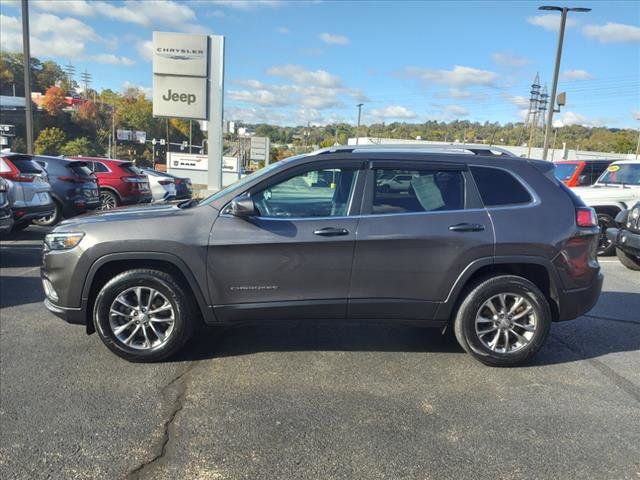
[572,185,640,206]
[55,203,182,231]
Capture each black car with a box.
[607,201,640,270]
[141,168,193,200]
[33,156,100,226]
[41,144,603,366]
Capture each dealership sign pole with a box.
[152,31,224,190]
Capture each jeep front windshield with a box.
[597,164,640,185]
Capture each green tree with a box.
[34,127,66,155]
[60,137,95,157]
[35,60,66,93]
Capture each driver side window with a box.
[254,167,357,218]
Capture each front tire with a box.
[616,248,640,271]
[454,275,551,367]
[94,269,195,362]
[597,214,616,256]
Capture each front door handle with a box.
[448,223,485,232]
[313,227,350,237]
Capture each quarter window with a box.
[373,168,464,214]
[93,162,109,173]
[470,166,532,207]
[253,167,357,218]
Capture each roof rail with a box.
[312,143,518,157]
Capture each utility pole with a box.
[355,103,363,145]
[111,103,116,158]
[539,5,591,160]
[21,0,33,154]
[189,120,192,153]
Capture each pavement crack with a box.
[127,363,196,479]
[554,336,640,404]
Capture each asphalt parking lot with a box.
[1,226,639,480]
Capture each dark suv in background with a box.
[41,145,603,366]
[33,156,100,226]
[74,157,152,210]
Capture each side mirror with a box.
[229,193,256,218]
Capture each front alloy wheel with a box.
[94,269,195,362]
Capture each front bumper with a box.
[607,227,640,255]
[556,272,604,321]
[44,297,85,325]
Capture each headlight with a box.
[44,232,84,251]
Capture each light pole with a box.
[355,103,363,145]
[539,5,591,160]
[21,0,33,154]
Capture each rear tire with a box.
[597,214,616,256]
[616,248,640,271]
[33,201,62,226]
[99,190,119,210]
[454,275,551,367]
[93,269,195,362]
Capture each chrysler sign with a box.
[152,32,208,77]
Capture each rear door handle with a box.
[313,227,350,237]
[448,223,485,232]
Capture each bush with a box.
[60,137,96,157]
[34,127,66,155]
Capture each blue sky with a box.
[1,0,638,128]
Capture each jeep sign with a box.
[153,32,208,77]
[153,75,207,120]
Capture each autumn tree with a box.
[75,100,98,127]
[34,127,66,155]
[42,86,66,116]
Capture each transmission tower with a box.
[62,62,75,93]
[80,68,92,99]
[526,73,541,157]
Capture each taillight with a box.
[576,207,597,228]
[0,158,36,182]
[121,176,141,183]
[158,180,172,186]
[174,178,182,185]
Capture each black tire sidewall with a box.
[616,248,640,270]
[33,201,61,226]
[94,270,193,362]
[597,214,616,256]
[455,276,551,367]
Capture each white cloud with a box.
[276,26,290,34]
[267,64,343,88]
[370,105,417,120]
[552,111,606,128]
[444,105,469,117]
[583,22,640,43]
[319,33,350,45]
[561,69,593,81]
[92,53,135,66]
[504,94,530,109]
[527,14,577,32]
[122,82,152,98]
[228,88,290,107]
[32,0,95,16]
[136,40,154,61]
[404,65,498,87]
[491,52,530,67]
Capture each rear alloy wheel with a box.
[94,269,195,362]
[616,248,640,271]
[454,275,551,367]
[33,201,61,226]
[596,214,616,256]
[99,190,119,210]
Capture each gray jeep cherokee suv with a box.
[41,145,603,366]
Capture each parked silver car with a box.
[0,154,55,231]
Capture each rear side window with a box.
[470,166,532,207]
[93,162,109,173]
[69,163,93,177]
[373,168,464,214]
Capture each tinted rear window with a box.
[470,166,532,207]
[7,156,43,174]
[121,164,142,175]
[553,163,579,181]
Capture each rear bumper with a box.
[13,202,55,222]
[607,227,640,255]
[0,205,13,233]
[556,272,604,321]
[121,193,153,205]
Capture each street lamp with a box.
[355,103,364,145]
[539,5,591,161]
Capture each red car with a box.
[74,157,152,210]
[554,159,614,187]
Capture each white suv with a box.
[572,160,640,255]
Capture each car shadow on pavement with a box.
[0,275,43,308]
[176,321,465,362]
